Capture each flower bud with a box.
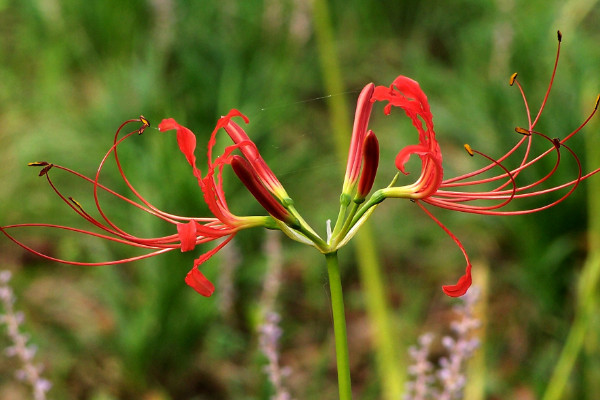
[231,155,292,223]
[356,130,379,201]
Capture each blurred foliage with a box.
[1,0,599,399]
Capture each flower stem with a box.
[311,0,404,393]
[325,252,352,400]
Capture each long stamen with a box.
[531,30,562,129]
[441,127,562,198]
[428,133,583,215]
[0,224,175,265]
[39,168,184,247]
[427,144,517,211]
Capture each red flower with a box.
[3,32,596,300]
[369,32,599,296]
[1,113,277,297]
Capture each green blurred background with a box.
[1,0,599,399]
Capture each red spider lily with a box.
[369,31,599,297]
[1,112,281,297]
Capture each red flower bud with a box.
[357,130,379,200]
[231,155,292,223]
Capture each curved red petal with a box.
[372,76,435,143]
[157,118,179,131]
[216,109,250,131]
[185,267,215,297]
[442,263,472,297]
[177,220,198,252]
[184,236,235,296]
[159,118,198,169]
[395,144,430,175]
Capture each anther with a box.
[509,72,518,86]
[515,127,531,136]
[552,138,561,149]
[28,162,54,176]
[557,30,562,43]
[463,144,474,157]
[595,94,599,111]
[68,197,85,213]
[138,115,150,135]
[39,164,54,176]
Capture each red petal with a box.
[158,118,198,169]
[442,263,472,297]
[177,220,198,252]
[185,267,215,297]
[395,144,430,175]
[216,109,250,131]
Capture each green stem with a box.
[286,205,328,250]
[331,194,351,241]
[325,252,353,400]
[311,1,404,397]
[351,190,386,227]
[330,201,359,247]
[541,264,597,400]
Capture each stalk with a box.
[311,1,404,398]
[326,252,353,400]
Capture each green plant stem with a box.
[325,252,352,400]
[331,195,351,241]
[541,267,598,400]
[311,1,404,397]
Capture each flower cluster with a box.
[404,287,481,400]
[1,270,52,400]
[1,32,597,297]
[258,312,293,400]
